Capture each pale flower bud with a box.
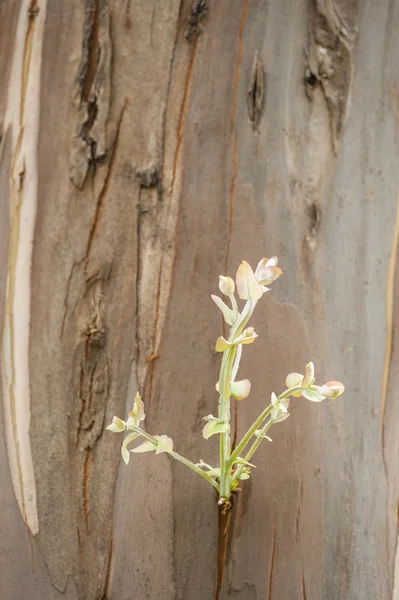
[231,379,251,400]
[219,276,235,297]
[320,381,345,398]
[302,362,315,387]
[255,257,283,286]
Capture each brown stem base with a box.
[213,499,234,600]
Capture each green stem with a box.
[231,344,242,382]
[131,426,220,491]
[228,403,273,467]
[218,347,236,498]
[231,418,274,484]
[170,450,220,491]
[230,386,304,484]
[218,300,256,500]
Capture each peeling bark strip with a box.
[69,0,111,188]
[305,0,358,152]
[381,191,399,441]
[1,0,48,535]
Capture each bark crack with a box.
[84,100,128,260]
[302,568,307,600]
[70,0,112,188]
[305,0,358,153]
[225,0,250,272]
[267,529,276,600]
[247,50,264,131]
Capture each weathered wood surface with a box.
[1,1,399,599]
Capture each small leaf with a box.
[235,261,264,300]
[234,457,256,467]
[211,295,235,325]
[219,276,235,297]
[238,471,251,480]
[231,379,251,401]
[121,432,140,464]
[106,416,126,433]
[128,392,145,428]
[235,327,258,345]
[154,435,174,455]
[301,386,326,402]
[271,391,279,410]
[271,410,290,423]
[196,461,221,477]
[279,399,289,413]
[122,445,130,465]
[203,414,219,422]
[215,336,232,352]
[285,372,304,388]
[130,439,157,454]
[202,420,230,440]
[255,430,272,441]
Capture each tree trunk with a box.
[1,1,398,599]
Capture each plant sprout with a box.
[107,257,344,508]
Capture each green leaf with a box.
[235,260,264,300]
[196,461,221,477]
[154,435,174,454]
[106,416,126,433]
[271,392,279,410]
[271,410,290,423]
[301,386,326,402]
[233,457,256,467]
[255,430,272,441]
[127,392,145,428]
[211,295,235,325]
[215,336,232,352]
[121,432,139,464]
[238,472,251,480]
[130,439,156,454]
[202,420,230,440]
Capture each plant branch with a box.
[228,403,273,466]
[131,426,220,490]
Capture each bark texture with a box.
[1,1,399,599]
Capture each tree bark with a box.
[1,1,398,599]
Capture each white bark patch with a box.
[1,0,48,536]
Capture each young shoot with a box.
[107,257,344,508]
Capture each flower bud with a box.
[255,257,283,286]
[302,362,315,387]
[231,379,251,400]
[321,381,345,398]
[219,276,235,297]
